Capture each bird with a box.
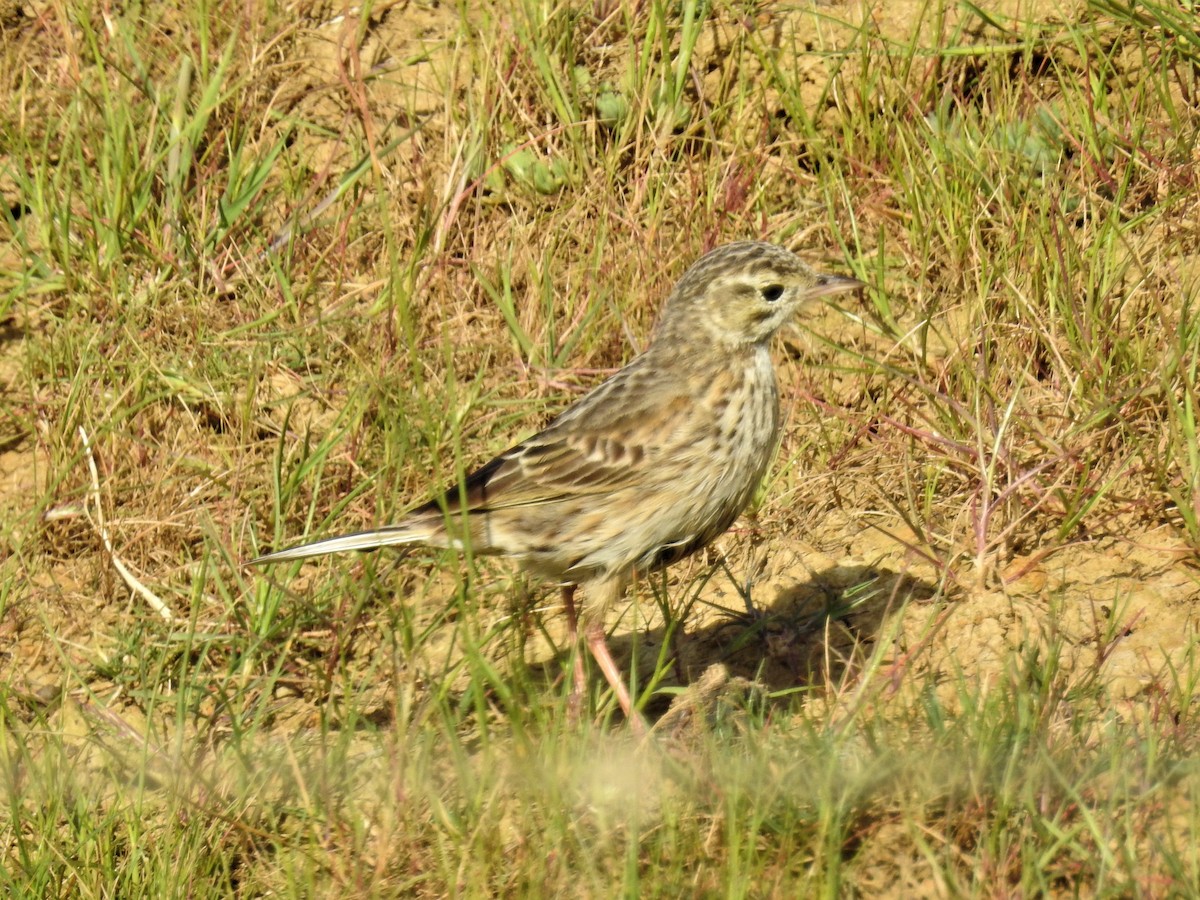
[249,241,863,730]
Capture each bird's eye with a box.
[761,284,785,302]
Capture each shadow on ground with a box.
[519,561,943,723]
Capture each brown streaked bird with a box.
[249,241,863,730]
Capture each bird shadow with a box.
[582,562,943,721]
[338,552,942,729]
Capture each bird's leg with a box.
[583,621,646,735]
[561,584,587,723]
[580,628,648,739]
[583,575,647,735]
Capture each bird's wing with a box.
[412,357,694,516]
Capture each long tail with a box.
[248,525,431,566]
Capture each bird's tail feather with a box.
[248,525,429,565]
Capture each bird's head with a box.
[655,241,864,350]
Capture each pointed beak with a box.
[808,273,866,299]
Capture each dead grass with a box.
[2,0,1200,894]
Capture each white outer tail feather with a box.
[248,526,430,565]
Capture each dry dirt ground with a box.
[2,0,1198,776]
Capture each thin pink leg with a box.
[585,621,647,736]
[561,585,587,722]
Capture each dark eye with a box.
[761,284,784,302]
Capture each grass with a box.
[2,0,1200,894]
